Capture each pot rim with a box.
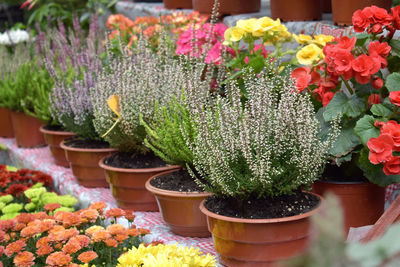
[39,125,76,136]
[199,191,323,224]
[99,155,181,173]
[316,179,370,185]
[60,140,118,153]
[145,170,213,198]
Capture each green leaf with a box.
[370,104,392,118]
[354,82,375,97]
[248,56,265,73]
[354,115,380,146]
[329,127,361,158]
[385,72,400,92]
[355,32,369,46]
[390,38,400,56]
[323,92,366,121]
[357,147,400,186]
[387,55,400,74]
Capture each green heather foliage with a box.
[1,59,54,124]
[190,70,340,199]
[141,96,196,167]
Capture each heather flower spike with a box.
[102,95,122,138]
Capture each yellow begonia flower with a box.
[294,34,313,45]
[224,26,245,43]
[236,18,261,33]
[312,34,334,47]
[296,44,323,65]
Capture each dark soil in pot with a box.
[322,161,368,183]
[205,190,320,219]
[64,137,110,149]
[104,152,166,169]
[43,124,68,132]
[150,169,204,192]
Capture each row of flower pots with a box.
[0,107,385,265]
[162,0,392,26]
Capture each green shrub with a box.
[190,70,340,199]
[1,59,54,124]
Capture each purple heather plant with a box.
[39,16,104,140]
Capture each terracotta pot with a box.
[322,0,332,13]
[200,192,323,266]
[0,108,14,138]
[270,0,322,21]
[312,180,385,235]
[10,111,46,148]
[192,0,261,16]
[39,126,75,168]
[99,156,181,211]
[332,0,392,26]
[146,169,212,237]
[60,141,117,188]
[163,0,192,9]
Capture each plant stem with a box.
[340,75,354,95]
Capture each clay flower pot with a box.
[192,0,261,16]
[60,141,117,188]
[331,0,392,26]
[322,0,332,13]
[10,111,46,148]
[312,180,385,235]
[200,192,323,266]
[146,169,212,237]
[0,107,14,138]
[39,126,75,168]
[99,156,181,211]
[270,0,322,21]
[163,0,192,9]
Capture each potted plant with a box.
[142,57,215,236]
[43,17,116,187]
[163,0,192,9]
[192,0,261,16]
[332,0,392,26]
[188,68,338,265]
[270,0,322,21]
[93,38,182,211]
[291,5,400,234]
[0,44,29,138]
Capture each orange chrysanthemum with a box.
[0,219,16,232]
[124,210,136,221]
[91,230,111,243]
[89,202,107,215]
[46,252,72,266]
[5,240,26,257]
[36,236,50,248]
[104,238,118,248]
[138,228,150,235]
[38,219,56,233]
[79,208,99,223]
[77,251,98,264]
[13,251,35,267]
[20,225,39,238]
[62,239,81,254]
[44,203,61,212]
[16,213,35,224]
[0,246,4,256]
[13,223,26,232]
[85,226,104,236]
[0,231,5,242]
[106,224,125,235]
[36,245,53,256]
[126,228,139,237]
[70,235,90,248]
[32,212,51,220]
[114,234,129,243]
[105,208,125,218]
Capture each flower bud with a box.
[372,77,383,90]
[368,94,381,105]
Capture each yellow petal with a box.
[107,95,121,118]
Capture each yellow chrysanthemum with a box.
[294,34,312,44]
[224,26,245,43]
[312,34,334,47]
[236,18,261,33]
[116,244,217,267]
[296,44,323,65]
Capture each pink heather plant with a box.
[176,23,233,65]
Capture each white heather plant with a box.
[91,38,201,154]
[190,70,340,199]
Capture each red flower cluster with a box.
[292,35,390,107]
[368,121,400,175]
[352,5,400,35]
[0,165,53,197]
